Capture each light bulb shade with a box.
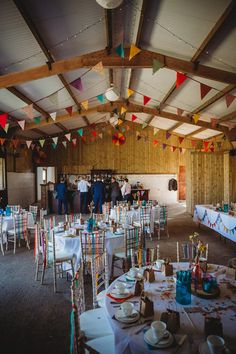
[96,0,123,9]
[105,87,120,101]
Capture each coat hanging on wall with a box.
[168,178,178,191]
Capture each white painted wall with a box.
[7,172,35,208]
[115,174,178,204]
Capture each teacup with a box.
[115,282,126,294]
[120,302,134,317]
[155,259,164,270]
[207,335,225,354]
[129,267,138,278]
[151,321,167,341]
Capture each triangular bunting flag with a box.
[22,104,33,119]
[17,120,25,130]
[126,125,130,131]
[121,127,126,133]
[210,145,215,153]
[72,138,77,146]
[81,100,88,111]
[178,137,184,144]
[12,139,18,149]
[39,139,45,148]
[180,148,186,154]
[52,143,57,149]
[91,61,104,75]
[65,133,71,141]
[131,114,137,122]
[127,89,134,98]
[92,130,97,137]
[225,94,236,108]
[48,92,58,105]
[0,113,8,129]
[136,131,141,137]
[70,77,83,91]
[50,112,57,121]
[26,140,32,149]
[62,141,67,148]
[97,94,105,103]
[115,43,124,58]
[193,114,200,124]
[137,135,142,141]
[98,133,103,139]
[200,83,212,100]
[129,44,141,61]
[153,139,158,146]
[152,59,164,74]
[52,137,58,145]
[143,95,151,105]
[179,147,182,153]
[162,143,167,150]
[172,146,177,152]
[118,119,123,126]
[142,122,148,129]
[177,108,184,116]
[166,132,171,140]
[203,141,209,150]
[176,72,187,88]
[191,140,196,147]
[65,106,73,116]
[153,128,159,136]
[77,128,83,137]
[81,136,86,142]
[211,118,218,128]
[120,106,127,115]
[34,116,41,125]
[4,123,9,133]
[0,138,5,146]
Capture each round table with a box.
[104,262,236,354]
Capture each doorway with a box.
[178,166,186,201]
[37,167,56,201]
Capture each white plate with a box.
[114,231,124,235]
[144,329,174,348]
[199,342,210,354]
[110,288,131,298]
[126,272,143,281]
[115,309,140,323]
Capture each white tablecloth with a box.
[193,205,236,242]
[2,213,35,243]
[105,262,236,354]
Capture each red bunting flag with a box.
[200,83,212,100]
[153,139,158,146]
[0,113,8,129]
[81,136,86,142]
[172,146,177,152]
[191,140,196,147]
[210,143,215,152]
[178,137,184,144]
[203,141,209,150]
[72,138,77,147]
[176,72,187,88]
[65,106,73,116]
[143,96,151,105]
[177,108,184,116]
[92,130,97,137]
[131,114,137,122]
[225,94,236,108]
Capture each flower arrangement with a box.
[189,232,207,262]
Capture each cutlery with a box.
[173,334,187,353]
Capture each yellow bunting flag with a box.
[120,106,127,115]
[129,44,141,61]
[81,100,88,110]
[91,61,104,75]
[193,114,200,124]
[127,88,134,98]
[118,119,123,126]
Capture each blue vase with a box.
[176,270,191,305]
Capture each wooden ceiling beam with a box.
[218,110,236,123]
[184,127,207,138]
[2,48,236,89]
[191,84,236,114]
[191,1,236,63]
[32,128,48,137]
[168,122,183,133]
[105,8,113,86]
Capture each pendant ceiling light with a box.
[96,0,123,9]
[105,86,120,101]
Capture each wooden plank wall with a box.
[186,151,224,214]
[230,155,236,201]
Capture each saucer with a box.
[115,309,140,323]
[144,329,174,348]
[110,288,130,298]
[199,342,211,354]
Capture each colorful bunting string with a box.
[129,44,141,60]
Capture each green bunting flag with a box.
[142,122,148,129]
[77,128,83,137]
[153,59,164,74]
[97,94,105,103]
[115,44,125,58]
[34,116,41,124]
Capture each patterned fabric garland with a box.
[194,207,236,234]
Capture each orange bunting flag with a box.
[26,140,32,149]
[39,139,45,148]
[17,120,25,130]
[120,106,127,115]
[178,137,184,144]
[153,139,158,146]
[50,112,57,121]
[143,95,151,105]
[12,139,18,149]
[200,83,212,100]
[65,106,73,116]
[153,128,159,136]
[0,138,5,145]
[176,72,187,88]
[118,119,123,126]
[92,130,97,137]
[91,61,104,75]
[81,100,88,110]
[127,89,134,98]
[22,103,33,119]
[172,146,177,152]
[193,114,200,124]
[129,44,141,61]
[211,118,218,128]
[225,94,236,108]
[131,114,137,122]
[65,133,71,142]
[0,113,8,129]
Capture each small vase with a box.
[192,256,202,290]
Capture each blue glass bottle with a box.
[176,270,191,305]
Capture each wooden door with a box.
[178,166,186,200]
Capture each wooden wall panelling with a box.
[223,152,230,203]
[230,155,236,201]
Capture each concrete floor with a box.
[0,203,235,354]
